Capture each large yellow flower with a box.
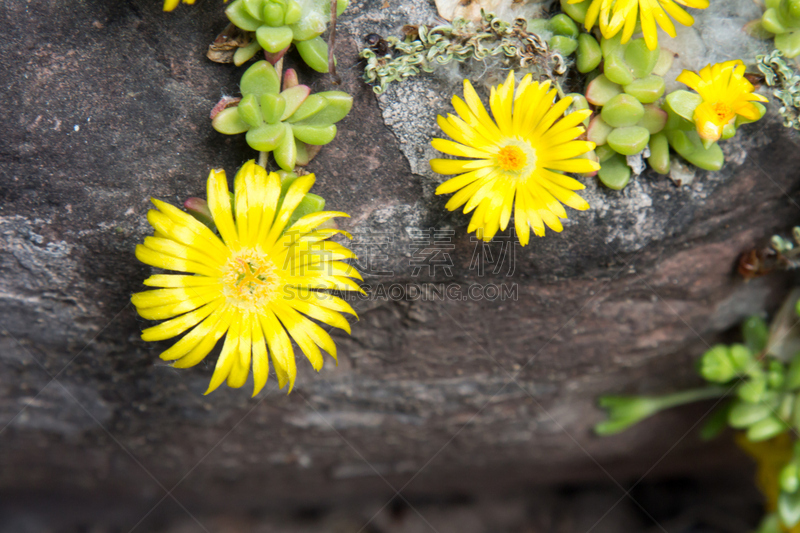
[163,0,196,11]
[132,161,362,396]
[567,0,709,50]
[676,60,769,143]
[430,71,599,246]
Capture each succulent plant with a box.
[756,0,800,58]
[526,13,582,56]
[660,89,766,172]
[225,0,348,71]
[583,34,674,189]
[212,61,353,171]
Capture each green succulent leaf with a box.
[262,1,286,26]
[280,85,312,121]
[595,144,616,162]
[743,315,770,353]
[624,38,659,79]
[226,0,263,32]
[287,94,328,123]
[748,415,789,441]
[292,124,337,145]
[597,153,631,190]
[213,107,251,135]
[295,139,310,166]
[587,116,614,145]
[257,25,294,53]
[607,126,650,156]
[781,462,800,493]
[728,401,773,428]
[246,122,287,151]
[604,52,635,86]
[238,94,264,128]
[624,75,666,104]
[764,8,789,34]
[549,35,578,56]
[666,130,724,171]
[646,132,670,174]
[560,0,589,23]
[779,487,800,527]
[638,105,667,134]
[234,41,263,66]
[585,74,623,106]
[289,11,327,41]
[240,60,281,97]
[548,13,579,38]
[260,93,287,124]
[601,94,645,128]
[243,0,265,18]
[288,192,326,227]
[577,33,602,74]
[294,91,353,125]
[284,0,302,25]
[275,126,298,170]
[652,48,675,77]
[665,90,703,122]
[777,30,800,58]
[295,36,331,73]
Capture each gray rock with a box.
[0,0,797,529]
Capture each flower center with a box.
[222,249,279,309]
[713,102,734,123]
[497,145,527,172]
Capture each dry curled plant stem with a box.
[329,0,340,84]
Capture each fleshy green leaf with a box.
[293,91,352,125]
[607,126,650,156]
[624,38,659,78]
[274,126,298,170]
[779,487,800,527]
[226,0,263,32]
[295,36,330,73]
[292,124,337,145]
[280,85,312,120]
[237,94,263,128]
[243,0,265,19]
[240,60,280,97]
[287,94,327,123]
[284,0,302,25]
[585,74,623,106]
[577,33,602,74]
[624,75,665,104]
[597,153,631,190]
[260,93,286,124]
[246,123,287,151]
[646,132,670,174]
[601,94,645,128]
[233,41,263,66]
[256,25,294,53]
[665,90,703,122]
[212,107,251,135]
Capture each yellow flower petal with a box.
[141,298,224,342]
[134,161,361,395]
[161,304,230,362]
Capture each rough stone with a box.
[1,0,799,530]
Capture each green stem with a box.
[652,386,729,410]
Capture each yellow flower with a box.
[430,71,599,246]
[567,0,709,50]
[163,0,196,11]
[676,60,769,143]
[132,161,363,396]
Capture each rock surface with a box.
[1,0,799,530]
